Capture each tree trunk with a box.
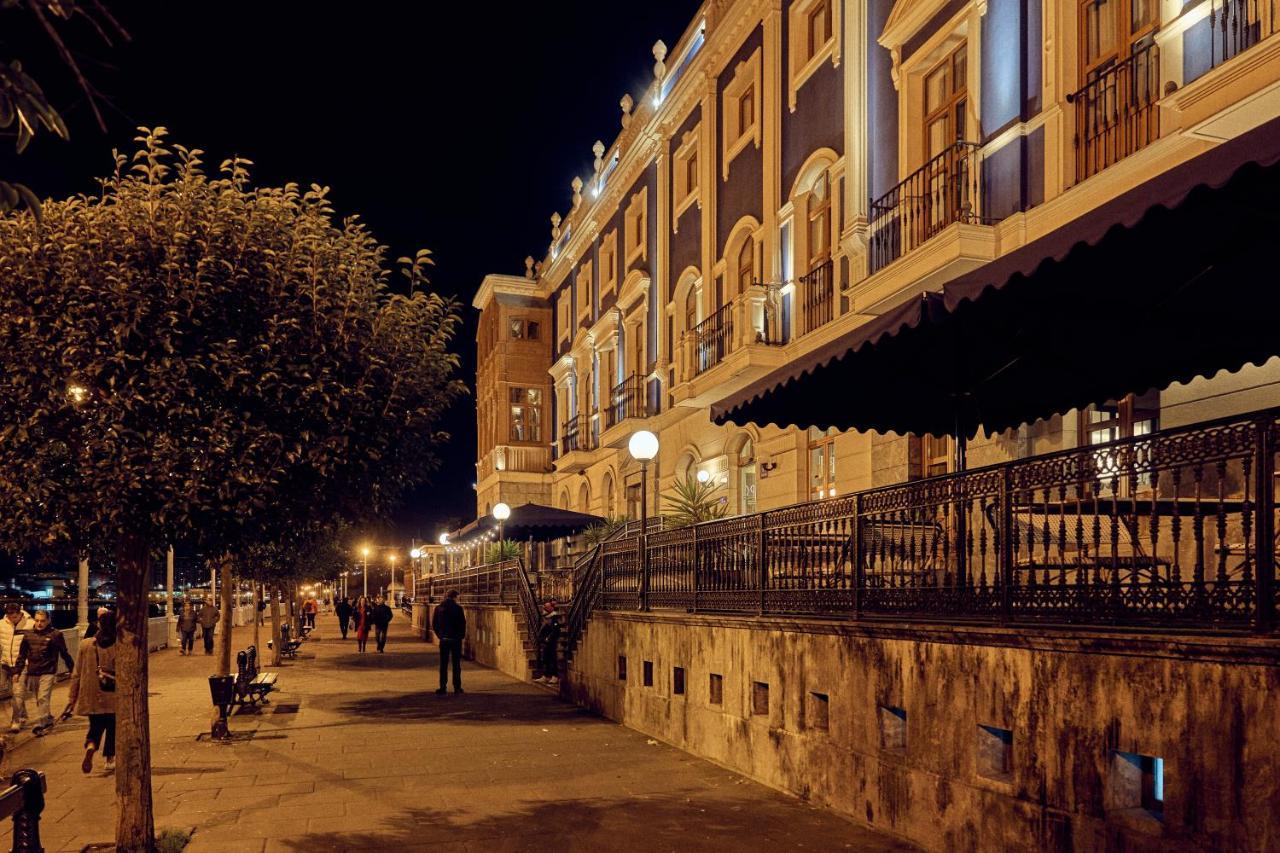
[217,556,234,678]
[252,582,261,651]
[115,540,156,852]
[269,586,283,667]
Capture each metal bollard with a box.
[10,768,44,853]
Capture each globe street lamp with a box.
[629,430,659,611]
[438,532,451,573]
[493,502,511,546]
[361,546,370,597]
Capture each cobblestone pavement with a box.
[0,619,915,852]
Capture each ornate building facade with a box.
[474,0,1280,532]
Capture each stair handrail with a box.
[513,558,543,645]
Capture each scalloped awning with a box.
[712,114,1280,439]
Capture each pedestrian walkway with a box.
[1,619,915,852]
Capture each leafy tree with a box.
[0,129,465,850]
[662,475,728,529]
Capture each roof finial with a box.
[620,93,634,128]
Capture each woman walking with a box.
[353,596,371,653]
[177,601,198,655]
[64,611,117,776]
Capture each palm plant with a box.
[485,539,522,563]
[662,475,728,529]
[582,516,628,547]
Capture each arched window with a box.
[736,436,758,516]
[685,286,699,332]
[604,472,617,518]
[559,488,570,510]
[736,236,755,294]
[807,170,830,271]
[578,481,591,513]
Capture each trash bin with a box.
[208,675,235,739]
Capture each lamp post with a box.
[439,533,450,575]
[493,502,511,549]
[361,546,370,597]
[410,548,421,600]
[387,552,397,601]
[628,430,659,611]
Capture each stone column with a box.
[166,545,177,646]
[76,557,90,637]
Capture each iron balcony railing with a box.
[559,414,594,455]
[1210,0,1277,69]
[869,140,986,274]
[694,302,734,376]
[599,406,1279,632]
[605,374,647,428]
[801,259,834,335]
[423,559,523,605]
[1068,40,1161,183]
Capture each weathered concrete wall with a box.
[564,611,1280,852]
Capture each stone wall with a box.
[427,602,534,683]
[563,611,1280,852]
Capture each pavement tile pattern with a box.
[0,619,916,852]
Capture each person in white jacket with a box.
[0,603,34,733]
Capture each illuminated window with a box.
[735,236,755,295]
[684,285,699,333]
[808,427,837,500]
[911,434,951,480]
[509,318,525,339]
[599,230,618,298]
[673,126,701,220]
[923,42,968,161]
[721,48,762,178]
[509,387,542,443]
[737,437,758,516]
[557,289,572,346]
[624,188,648,266]
[807,170,830,270]
[576,261,593,323]
[1081,391,1159,446]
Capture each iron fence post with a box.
[1255,417,1275,632]
[999,467,1013,624]
[757,515,767,616]
[691,525,699,614]
[10,768,44,852]
[853,494,863,618]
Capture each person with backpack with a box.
[65,611,117,776]
[371,596,393,653]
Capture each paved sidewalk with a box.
[0,620,914,852]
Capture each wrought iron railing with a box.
[869,141,985,274]
[694,302,734,376]
[423,559,522,605]
[1210,0,1277,69]
[1068,41,1161,183]
[597,407,1279,631]
[801,259,834,335]
[559,414,593,456]
[606,374,647,428]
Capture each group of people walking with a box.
[0,603,119,777]
[176,600,220,655]
[334,595,394,653]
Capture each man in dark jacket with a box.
[335,597,353,640]
[371,597,393,653]
[16,610,74,735]
[431,590,466,694]
[197,600,219,655]
[535,611,561,686]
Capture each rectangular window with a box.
[526,321,539,340]
[674,127,701,216]
[599,230,618,297]
[642,660,654,687]
[923,41,968,161]
[807,692,830,732]
[1109,750,1164,820]
[977,725,1014,782]
[618,655,627,681]
[577,262,593,322]
[509,387,542,444]
[808,427,838,499]
[751,681,769,716]
[879,705,907,751]
[624,189,648,265]
[673,666,686,695]
[806,0,832,59]
[509,318,525,339]
[709,673,724,705]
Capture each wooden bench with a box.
[233,646,278,706]
[273,624,303,659]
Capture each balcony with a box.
[1208,0,1276,70]
[600,374,652,447]
[1068,41,1160,184]
[555,414,598,473]
[800,259,834,336]
[869,141,987,274]
[673,285,788,408]
[694,303,734,376]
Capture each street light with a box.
[629,430,659,611]
[493,501,511,545]
[361,546,370,597]
[387,552,397,600]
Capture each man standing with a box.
[371,597,393,653]
[197,599,219,655]
[431,590,466,695]
[335,596,352,640]
[16,610,75,735]
[0,603,33,733]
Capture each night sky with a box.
[0,0,701,544]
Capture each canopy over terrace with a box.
[712,114,1280,440]
[448,503,603,546]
